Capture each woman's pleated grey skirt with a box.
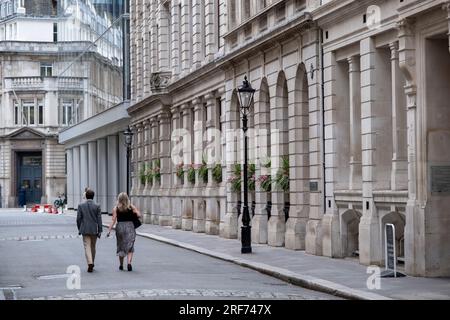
[116,221,136,257]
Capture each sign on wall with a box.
[381,224,405,278]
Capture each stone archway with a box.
[341,209,362,257]
[381,211,405,262]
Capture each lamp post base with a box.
[241,225,252,254]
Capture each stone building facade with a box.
[126,0,450,277]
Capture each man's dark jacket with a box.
[77,200,102,236]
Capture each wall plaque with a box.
[430,166,450,194]
[309,181,318,192]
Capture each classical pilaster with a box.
[150,0,158,73]
[130,0,136,102]
[358,37,382,265]
[171,106,183,229]
[72,146,81,208]
[150,117,160,224]
[171,0,181,77]
[158,111,172,226]
[204,0,217,61]
[397,18,422,276]
[158,1,170,72]
[80,144,89,198]
[348,56,362,190]
[180,0,192,73]
[87,141,98,202]
[321,51,343,258]
[97,138,108,213]
[142,120,152,223]
[204,93,221,235]
[181,103,193,231]
[389,42,408,191]
[136,0,143,100]
[191,0,203,69]
[107,135,119,213]
[143,1,151,95]
[66,148,74,209]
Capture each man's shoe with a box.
[127,264,132,271]
[87,264,94,272]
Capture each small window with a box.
[14,100,19,125]
[53,23,58,42]
[38,100,44,125]
[40,63,53,77]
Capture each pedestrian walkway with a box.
[67,211,450,300]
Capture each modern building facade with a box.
[124,0,450,278]
[0,0,123,207]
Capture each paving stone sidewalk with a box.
[68,211,450,300]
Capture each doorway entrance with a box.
[17,152,42,205]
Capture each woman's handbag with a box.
[133,216,142,229]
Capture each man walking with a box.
[76,188,102,272]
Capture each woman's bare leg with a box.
[127,252,133,265]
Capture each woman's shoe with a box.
[119,265,123,271]
[127,264,132,271]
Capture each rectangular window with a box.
[53,23,58,42]
[40,63,53,77]
[14,100,19,125]
[38,100,44,125]
[61,99,73,125]
[22,100,34,125]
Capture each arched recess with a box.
[267,71,289,247]
[381,211,405,262]
[341,209,362,257]
[284,63,310,250]
[251,77,272,244]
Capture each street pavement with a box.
[0,209,338,300]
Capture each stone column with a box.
[107,135,119,213]
[205,93,221,235]
[252,83,270,244]
[358,37,382,265]
[304,29,324,255]
[150,0,158,73]
[136,122,145,212]
[72,146,81,207]
[171,0,181,77]
[157,1,169,72]
[66,148,74,209]
[181,104,193,230]
[397,18,421,275]
[143,1,150,95]
[191,0,203,69]
[220,83,239,239]
[142,119,152,223]
[88,141,97,202]
[322,52,343,258]
[192,98,206,233]
[130,125,138,198]
[118,131,127,194]
[136,0,143,100]
[348,56,362,190]
[204,0,216,61]
[171,106,183,229]
[389,42,408,191]
[130,0,136,102]
[180,0,192,74]
[80,144,89,198]
[158,111,172,226]
[150,117,160,224]
[97,138,108,213]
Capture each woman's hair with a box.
[116,192,131,212]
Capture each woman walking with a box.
[107,192,141,271]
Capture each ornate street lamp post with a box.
[237,76,255,254]
[123,126,134,195]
